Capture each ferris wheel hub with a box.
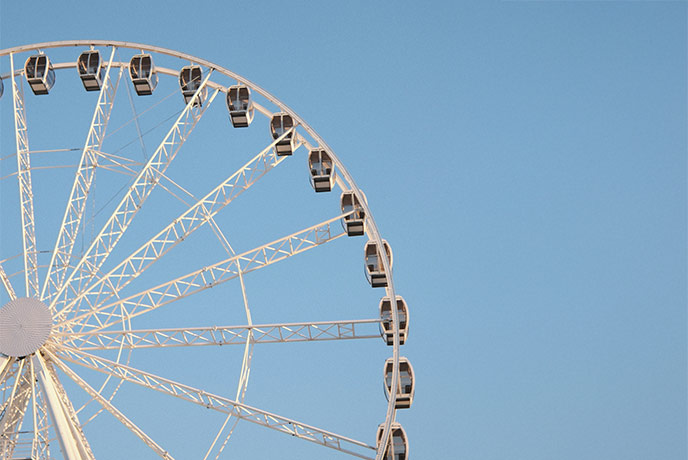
[0,297,52,357]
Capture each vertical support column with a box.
[34,355,85,460]
[10,52,40,298]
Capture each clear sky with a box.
[0,1,686,460]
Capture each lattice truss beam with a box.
[57,319,380,350]
[0,263,17,300]
[41,47,123,304]
[59,212,350,333]
[55,128,296,322]
[47,354,175,460]
[28,358,52,460]
[34,353,95,460]
[10,52,39,298]
[47,73,218,313]
[0,360,32,459]
[48,347,376,459]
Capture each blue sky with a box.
[0,1,686,460]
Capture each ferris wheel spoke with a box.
[48,76,218,314]
[41,47,123,305]
[55,129,293,321]
[58,319,381,350]
[0,263,18,300]
[0,361,32,459]
[28,359,53,460]
[10,52,40,298]
[59,212,350,333]
[51,346,377,459]
[0,355,16,387]
[48,353,175,460]
[34,353,96,460]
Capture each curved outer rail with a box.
[0,40,405,460]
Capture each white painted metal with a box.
[42,47,122,305]
[57,128,294,319]
[10,52,40,299]
[35,354,83,460]
[0,361,32,459]
[29,358,51,460]
[50,74,218,315]
[0,41,408,460]
[0,263,17,300]
[57,319,381,350]
[60,212,349,332]
[0,297,52,357]
[54,346,377,459]
[48,352,175,460]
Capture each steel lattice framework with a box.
[0,41,409,460]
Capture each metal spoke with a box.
[0,263,17,300]
[49,353,175,460]
[50,346,377,459]
[57,319,381,350]
[56,128,295,321]
[10,52,39,298]
[0,360,31,459]
[0,355,16,386]
[34,353,95,460]
[49,75,218,312]
[29,357,51,460]
[60,212,350,333]
[41,47,123,304]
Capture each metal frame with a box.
[0,41,407,460]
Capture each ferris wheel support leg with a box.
[35,354,92,460]
[48,351,175,460]
[10,52,40,298]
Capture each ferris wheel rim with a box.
[0,40,406,460]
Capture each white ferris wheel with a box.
[0,41,413,460]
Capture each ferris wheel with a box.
[0,41,413,460]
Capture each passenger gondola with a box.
[376,422,408,460]
[270,113,296,156]
[308,149,335,192]
[179,65,206,106]
[129,54,158,96]
[364,240,392,288]
[77,50,104,91]
[226,84,254,127]
[340,191,365,236]
[383,357,415,409]
[24,54,55,95]
[379,296,409,346]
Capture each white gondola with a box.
[270,112,296,156]
[379,296,409,346]
[24,54,55,95]
[226,84,254,128]
[340,191,365,236]
[179,65,206,106]
[376,422,408,460]
[77,50,104,91]
[365,240,392,288]
[383,357,415,409]
[308,149,336,192]
[129,54,158,96]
